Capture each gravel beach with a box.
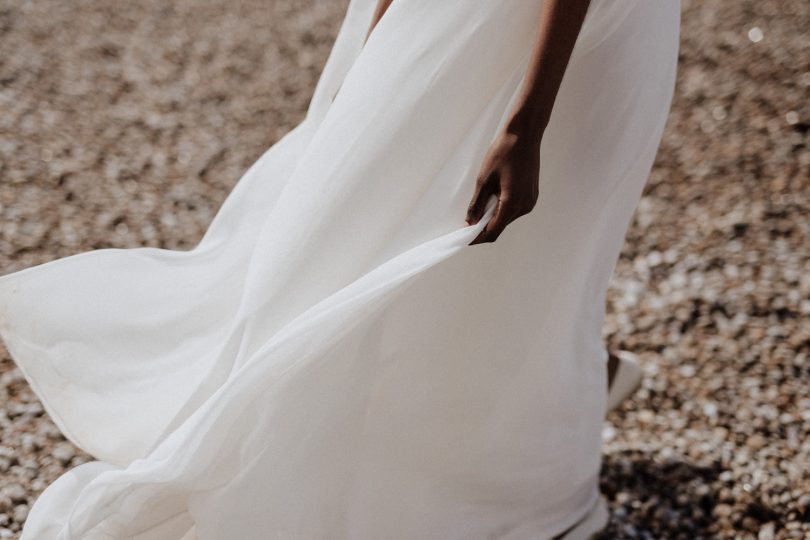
[0,0,807,538]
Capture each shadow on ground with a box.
[598,451,722,539]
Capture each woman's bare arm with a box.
[364,0,394,44]
[466,0,592,244]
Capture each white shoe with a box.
[606,350,643,413]
[557,495,610,539]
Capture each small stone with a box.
[52,442,76,465]
[758,522,776,540]
[714,503,734,518]
[0,485,25,504]
[11,504,28,523]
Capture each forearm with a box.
[365,0,395,43]
[505,0,592,143]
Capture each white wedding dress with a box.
[0,0,679,538]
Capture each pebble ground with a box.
[0,0,807,538]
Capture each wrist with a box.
[504,107,547,147]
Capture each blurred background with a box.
[0,0,807,538]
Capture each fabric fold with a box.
[0,0,680,537]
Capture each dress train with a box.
[0,0,679,537]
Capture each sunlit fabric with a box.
[0,0,679,537]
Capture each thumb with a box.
[466,181,495,225]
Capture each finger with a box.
[465,176,496,225]
[469,195,513,245]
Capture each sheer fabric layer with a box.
[0,0,680,538]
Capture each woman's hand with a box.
[465,129,541,245]
[465,0,592,245]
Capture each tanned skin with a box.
[364,0,593,245]
[364,4,623,535]
[465,0,593,245]
[364,0,394,43]
[364,2,618,359]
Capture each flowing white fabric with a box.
[0,0,679,538]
